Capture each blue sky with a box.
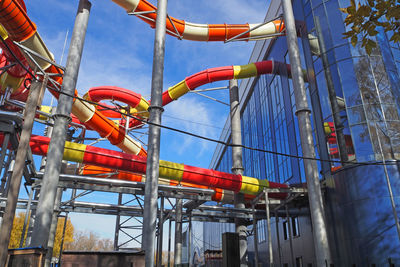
[23,0,269,243]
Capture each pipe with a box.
[142,1,167,265]
[281,0,331,264]
[174,198,183,266]
[229,79,247,266]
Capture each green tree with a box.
[340,0,400,54]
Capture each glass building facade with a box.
[204,0,400,265]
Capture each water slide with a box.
[0,0,298,199]
[0,133,288,202]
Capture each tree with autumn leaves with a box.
[9,212,74,257]
[10,212,114,257]
[340,0,400,54]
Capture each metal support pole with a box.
[31,0,91,249]
[20,187,35,247]
[156,197,164,267]
[45,188,63,267]
[0,133,10,193]
[275,211,282,267]
[285,206,295,266]
[168,218,172,267]
[188,214,192,267]
[252,205,259,267]
[314,17,348,165]
[229,79,248,266]
[142,0,167,266]
[0,79,46,266]
[264,191,273,266]
[114,193,122,251]
[174,198,183,266]
[0,152,13,196]
[281,0,331,264]
[26,189,40,246]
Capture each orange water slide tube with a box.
[0,0,146,156]
[112,0,285,42]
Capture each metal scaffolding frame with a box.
[0,108,312,266]
[0,110,311,260]
[0,1,329,266]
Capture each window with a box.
[283,220,289,240]
[292,217,300,237]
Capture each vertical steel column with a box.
[275,211,282,267]
[281,0,331,264]
[114,193,122,250]
[31,0,91,249]
[26,189,40,246]
[168,218,172,267]
[264,191,273,266]
[285,206,295,266]
[156,197,164,267]
[174,198,183,266]
[20,187,35,247]
[252,205,259,267]
[142,0,167,265]
[45,188,63,267]
[229,79,248,266]
[0,80,45,266]
[0,133,10,193]
[0,151,13,196]
[188,214,192,267]
[314,17,348,165]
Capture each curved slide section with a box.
[112,0,285,42]
[0,0,147,157]
[84,60,298,125]
[113,0,320,54]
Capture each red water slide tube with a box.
[22,134,288,197]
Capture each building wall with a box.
[205,0,400,264]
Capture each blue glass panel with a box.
[350,124,374,161]
[325,0,347,47]
[337,59,361,106]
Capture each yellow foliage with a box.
[9,212,27,248]
[52,217,74,257]
[9,212,74,257]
